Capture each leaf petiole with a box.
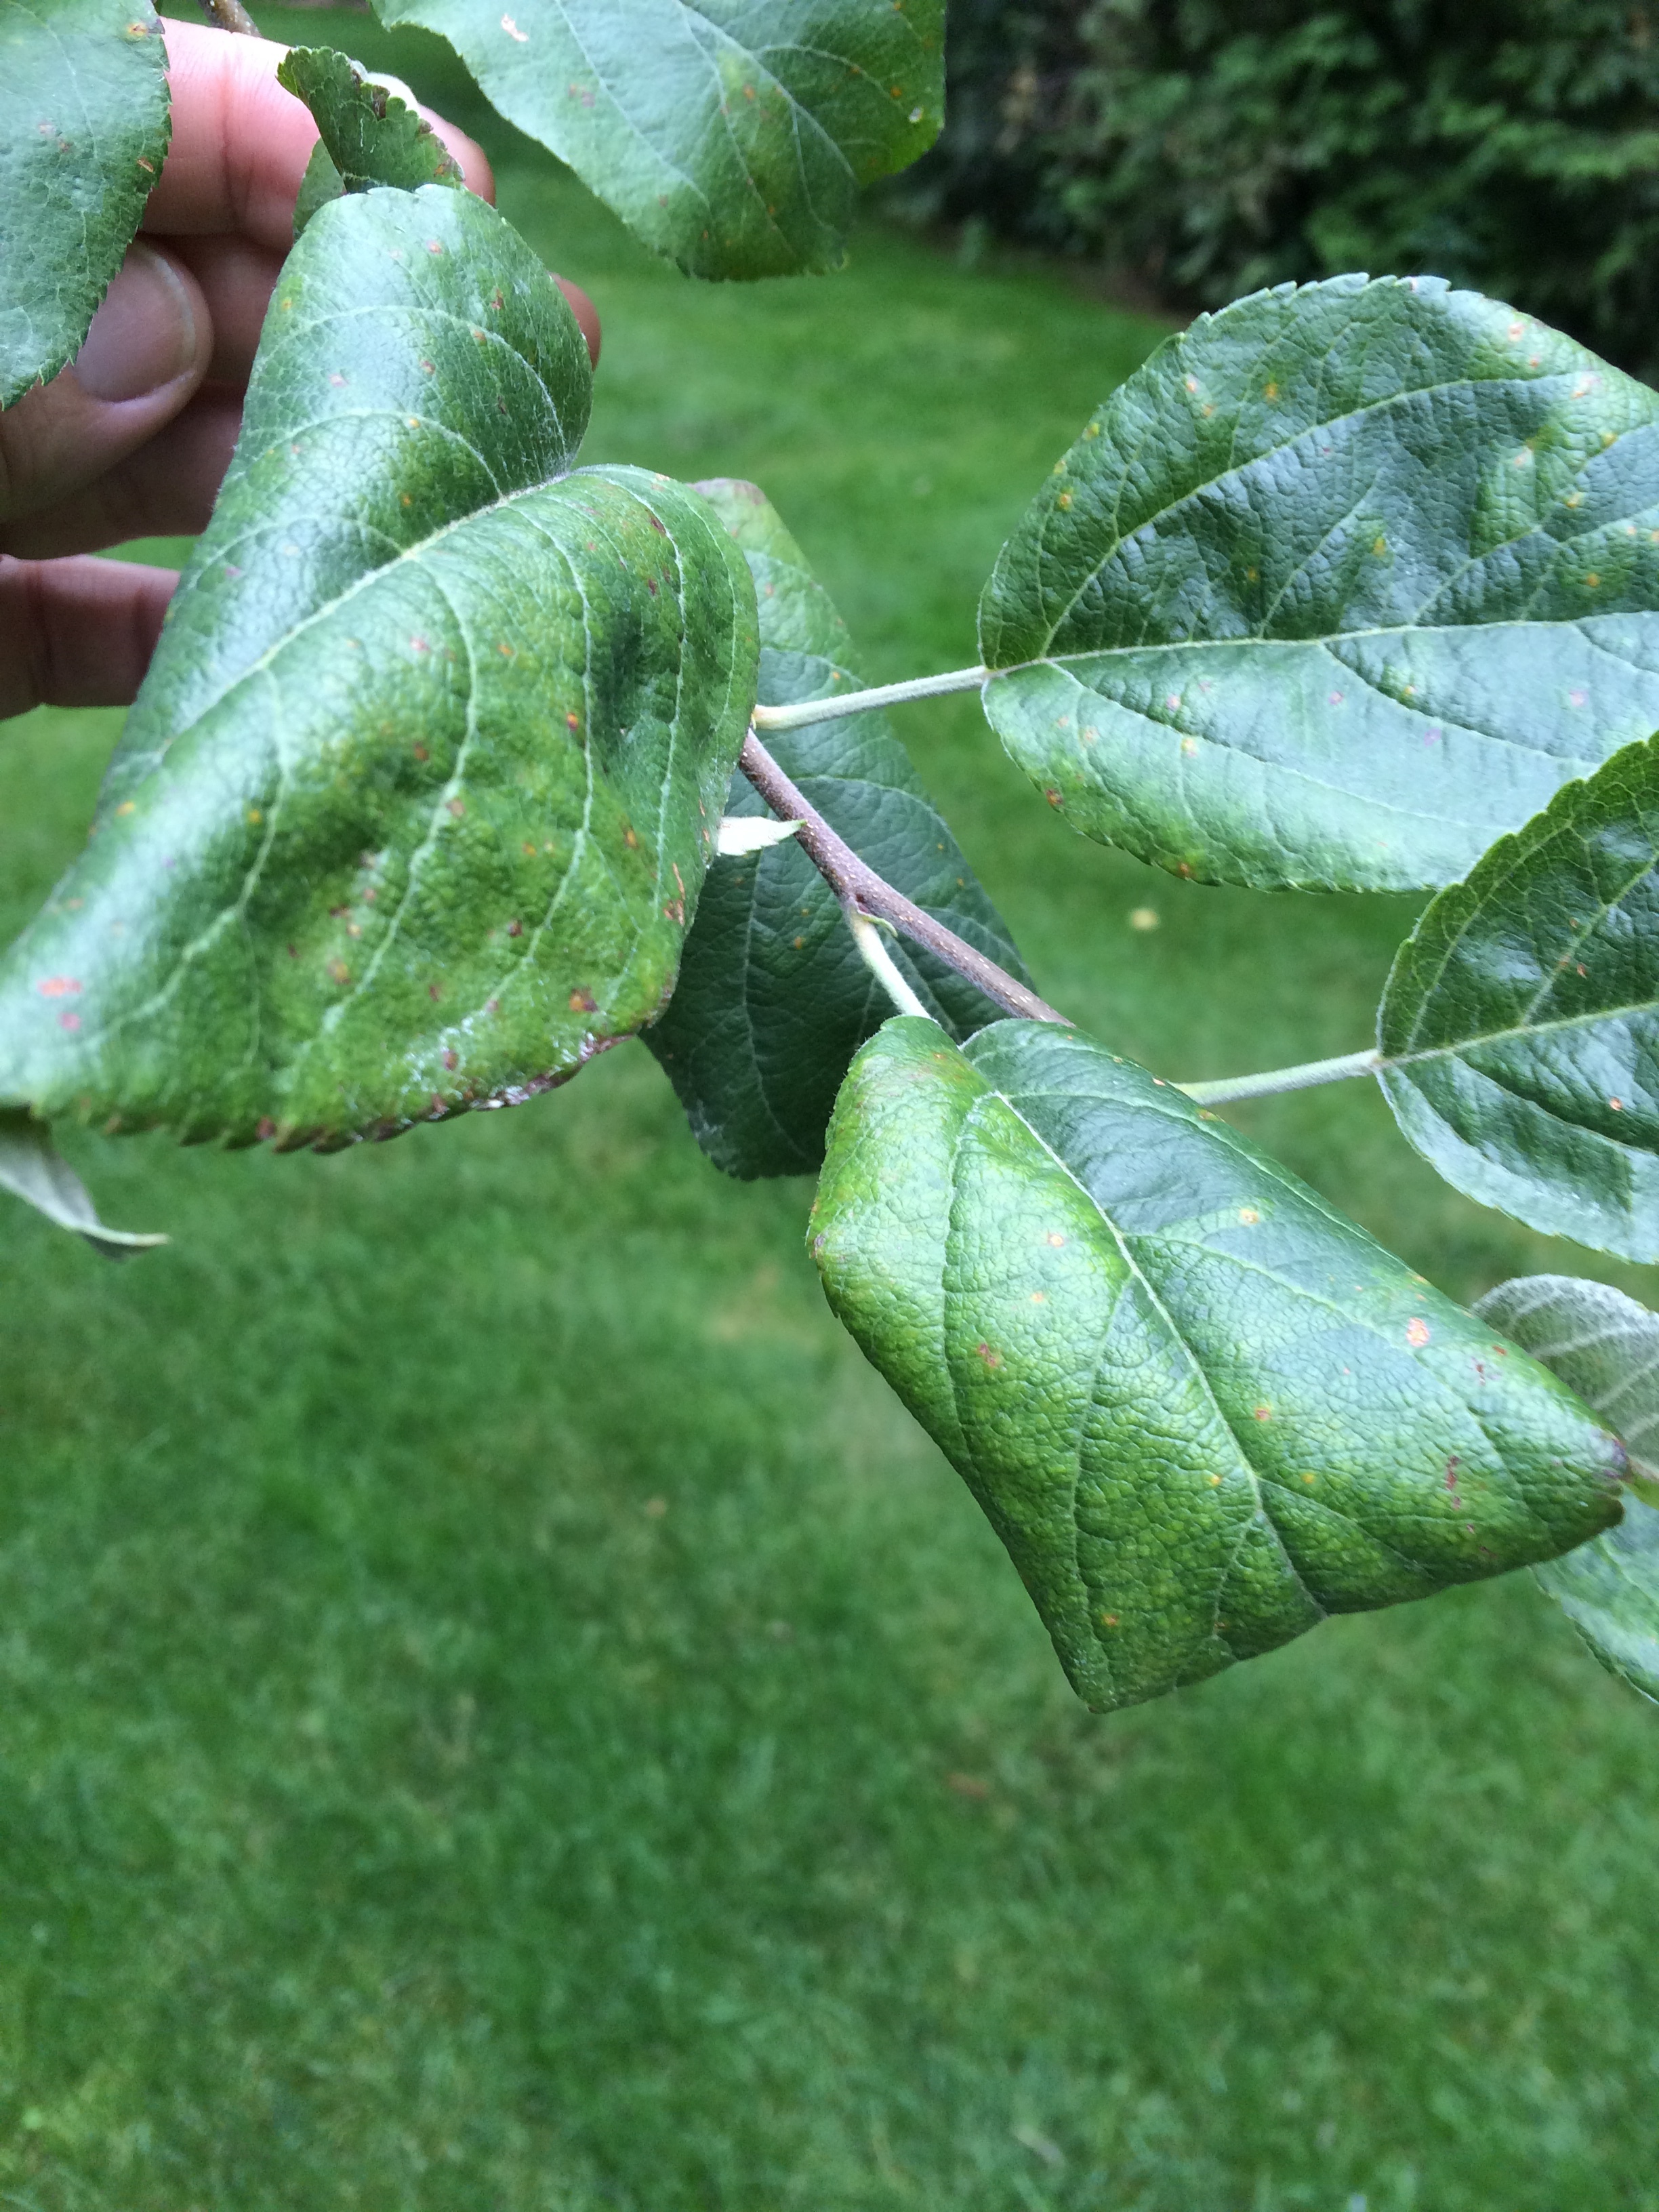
[750,665,989,733]
[845,909,933,1020]
[714,814,803,857]
[1178,1049,1382,1105]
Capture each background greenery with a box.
[1,7,1656,2204]
[907,0,1659,379]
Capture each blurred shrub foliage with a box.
[905,0,1659,377]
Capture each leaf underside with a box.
[811,1017,1624,1712]
[0,1110,164,1258]
[979,275,1659,893]
[1379,735,1659,1261]
[369,0,943,279]
[279,45,462,241]
[645,478,1029,1179]
[0,184,758,1151]
[0,0,170,407]
[1477,1273,1659,1703]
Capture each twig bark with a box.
[200,0,262,34]
[738,729,1070,1027]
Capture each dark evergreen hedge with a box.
[905,1,1659,377]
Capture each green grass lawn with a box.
[1,11,1656,2205]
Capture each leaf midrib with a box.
[985,1056,1539,1518]
[988,610,1659,680]
[987,1086,1328,1635]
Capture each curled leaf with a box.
[1477,1274,1659,1702]
[0,1110,165,1258]
[811,1017,1625,1711]
[278,45,462,241]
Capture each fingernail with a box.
[74,244,201,404]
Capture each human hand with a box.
[0,18,599,721]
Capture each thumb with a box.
[0,244,208,531]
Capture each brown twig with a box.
[738,729,1070,1026]
[200,0,261,33]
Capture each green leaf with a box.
[278,45,461,241]
[977,276,1659,893]
[0,0,170,407]
[1378,735,1659,1261]
[1476,1273,1659,1703]
[644,478,1030,1179]
[367,0,943,279]
[0,1109,165,1258]
[1476,1274,1659,1487]
[811,1016,1625,1711]
[0,184,758,1151]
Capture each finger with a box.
[0,557,177,719]
[165,233,286,387]
[0,245,209,529]
[1,279,593,554]
[560,279,602,369]
[0,391,242,561]
[146,20,495,253]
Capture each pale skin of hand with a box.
[0,18,600,721]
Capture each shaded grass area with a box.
[0,11,1654,2205]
